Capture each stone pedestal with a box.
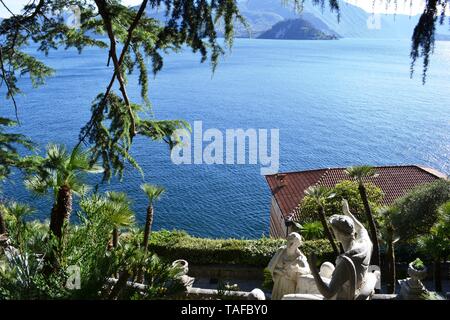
[399,262,429,300]
[398,278,428,300]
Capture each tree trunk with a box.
[49,185,72,240]
[0,206,7,235]
[108,270,130,300]
[137,205,154,283]
[385,239,396,294]
[112,228,118,248]
[142,204,154,254]
[318,206,339,257]
[44,186,72,274]
[358,184,381,267]
[434,258,442,292]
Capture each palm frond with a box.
[6,202,34,220]
[140,183,165,203]
[106,191,131,206]
[345,165,378,180]
[24,175,52,195]
[45,144,69,169]
[304,186,334,205]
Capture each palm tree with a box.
[346,166,381,267]
[105,191,135,248]
[25,144,102,240]
[304,186,339,256]
[378,207,400,294]
[140,183,165,254]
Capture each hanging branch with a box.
[0,47,19,123]
[93,0,150,141]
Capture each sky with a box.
[345,0,426,15]
[0,0,427,19]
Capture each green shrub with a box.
[148,230,334,267]
[392,180,450,241]
[297,221,324,240]
[411,258,425,270]
[262,268,274,291]
[380,241,424,264]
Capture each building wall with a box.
[269,197,287,238]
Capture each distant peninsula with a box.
[257,18,339,40]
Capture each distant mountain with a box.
[236,0,450,39]
[299,1,417,39]
[138,0,450,39]
[258,18,338,40]
[436,34,450,41]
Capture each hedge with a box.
[148,230,335,267]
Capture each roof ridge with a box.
[266,165,442,177]
[265,168,328,177]
[415,165,448,179]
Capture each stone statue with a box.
[283,199,379,300]
[267,232,311,300]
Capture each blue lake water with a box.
[2,38,450,239]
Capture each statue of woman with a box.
[308,199,373,300]
[267,232,311,300]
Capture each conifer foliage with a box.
[0,0,244,179]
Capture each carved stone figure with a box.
[283,200,379,300]
[267,232,311,300]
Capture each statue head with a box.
[286,232,302,250]
[329,215,355,243]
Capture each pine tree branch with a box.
[0,0,46,123]
[79,0,149,148]
[95,0,149,138]
[0,46,19,123]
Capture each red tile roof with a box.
[266,165,446,221]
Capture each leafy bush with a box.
[392,180,450,241]
[298,180,384,223]
[0,197,185,300]
[148,230,334,267]
[297,221,324,240]
[262,268,274,291]
[411,258,425,270]
[380,241,423,264]
[416,200,450,262]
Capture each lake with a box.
[2,38,450,239]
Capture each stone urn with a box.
[407,262,428,288]
[172,259,194,289]
[172,259,189,275]
[399,261,429,299]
